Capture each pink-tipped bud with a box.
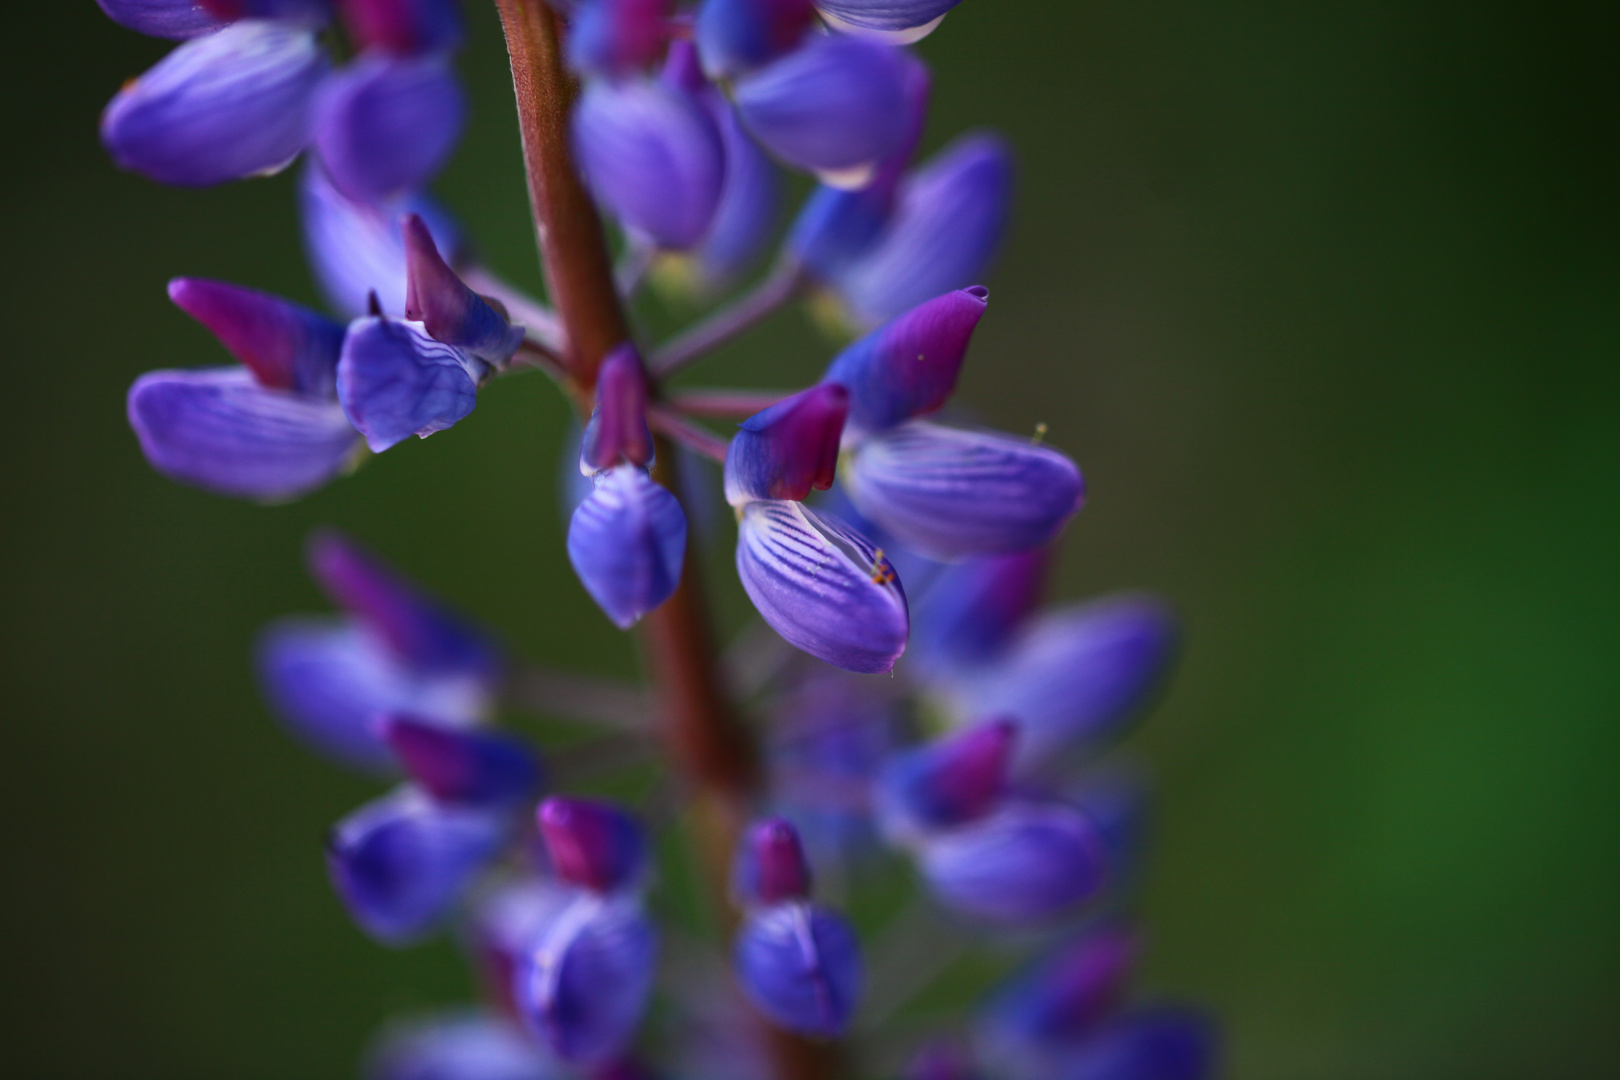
[734,817,813,906]
[876,718,1017,840]
[723,383,849,506]
[402,213,524,365]
[537,797,646,893]
[580,346,654,474]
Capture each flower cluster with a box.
[100,1,1215,1078]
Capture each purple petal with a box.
[403,214,525,365]
[873,719,1015,841]
[1070,767,1151,889]
[469,878,579,1017]
[567,465,686,629]
[307,529,502,677]
[1056,1009,1218,1080]
[202,1,331,22]
[515,893,658,1065]
[383,715,542,807]
[98,0,227,39]
[256,618,490,770]
[313,51,465,203]
[815,0,961,42]
[736,500,909,674]
[841,421,1084,560]
[567,0,673,77]
[734,35,917,180]
[337,316,486,452]
[978,926,1138,1056]
[834,133,1014,325]
[299,162,463,318]
[537,797,648,894]
[127,367,358,501]
[579,348,654,474]
[167,277,345,397]
[366,1010,553,1080]
[327,787,508,944]
[732,818,814,906]
[916,802,1109,923]
[340,0,464,55]
[724,384,849,506]
[955,596,1178,771]
[911,548,1050,675]
[695,0,817,80]
[100,21,326,187]
[734,902,862,1037]
[573,77,725,250]
[822,287,987,436]
[690,91,782,292]
[904,1043,978,1080]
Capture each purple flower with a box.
[97,1,229,39]
[823,286,987,438]
[128,278,359,500]
[567,0,673,78]
[340,0,465,56]
[915,801,1109,923]
[734,35,921,186]
[312,51,466,203]
[101,19,329,186]
[299,162,463,318]
[873,718,1015,841]
[724,384,849,505]
[904,1043,979,1080]
[694,0,817,81]
[201,1,332,21]
[911,548,1050,676]
[687,91,783,293]
[841,421,1085,560]
[815,0,963,44]
[568,465,688,629]
[327,786,509,944]
[732,819,863,1037]
[537,797,648,894]
[1052,1009,1217,1080]
[365,1010,554,1080]
[825,133,1014,327]
[949,596,1178,773]
[579,348,654,475]
[337,315,489,452]
[382,715,543,808]
[403,214,526,365]
[257,531,500,770]
[736,500,909,674]
[573,74,725,250]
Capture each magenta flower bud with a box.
[734,35,919,185]
[567,0,674,78]
[823,287,988,437]
[200,0,331,21]
[98,0,228,40]
[874,719,1016,842]
[101,21,328,187]
[337,315,488,452]
[840,421,1084,561]
[734,900,862,1036]
[955,595,1178,773]
[402,214,524,365]
[694,0,817,81]
[911,548,1050,675]
[580,347,654,474]
[312,51,466,203]
[915,802,1109,923]
[326,787,508,944]
[733,818,813,906]
[537,797,647,893]
[573,76,725,250]
[736,500,909,674]
[815,0,961,44]
[567,464,687,629]
[381,715,542,808]
[168,277,346,397]
[340,0,465,56]
[723,384,849,507]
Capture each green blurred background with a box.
[3,2,1616,1077]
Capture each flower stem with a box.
[649,258,806,378]
[670,387,795,418]
[492,5,844,1076]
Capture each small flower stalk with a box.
[99,0,1216,1077]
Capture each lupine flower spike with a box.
[98,0,1218,1075]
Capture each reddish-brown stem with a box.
[670,388,796,418]
[494,0,625,393]
[492,5,844,1076]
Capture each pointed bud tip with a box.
[742,817,813,904]
[538,796,645,893]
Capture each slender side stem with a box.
[494,0,626,392]
[670,388,795,418]
[494,6,843,1076]
[650,259,805,377]
[648,403,732,463]
[504,665,651,731]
